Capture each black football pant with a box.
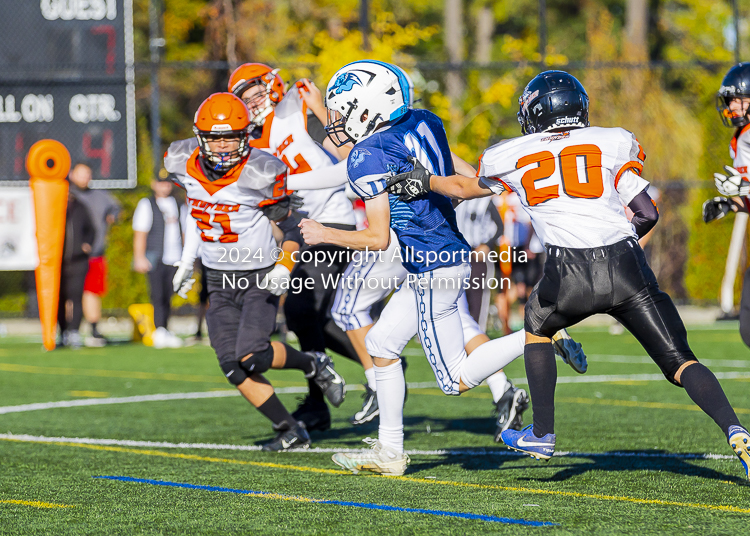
[284,243,358,362]
[58,259,89,332]
[148,262,178,329]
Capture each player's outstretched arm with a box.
[386,157,492,201]
[299,194,390,251]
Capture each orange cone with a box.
[26,140,71,351]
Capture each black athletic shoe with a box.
[291,395,332,432]
[350,385,379,425]
[493,383,529,442]
[306,352,346,407]
[261,422,311,452]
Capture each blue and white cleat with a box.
[728,425,750,480]
[552,329,587,374]
[500,424,556,460]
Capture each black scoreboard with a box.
[0,0,136,188]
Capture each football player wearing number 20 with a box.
[165,93,345,452]
[386,70,750,478]
[300,60,575,477]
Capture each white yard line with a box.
[3,371,750,416]
[0,432,735,461]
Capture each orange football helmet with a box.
[193,93,251,173]
[228,63,285,126]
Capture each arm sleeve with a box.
[286,160,348,190]
[179,215,201,265]
[627,190,659,239]
[616,169,649,205]
[132,198,153,233]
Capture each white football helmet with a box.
[325,60,410,146]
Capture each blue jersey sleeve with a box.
[347,144,395,200]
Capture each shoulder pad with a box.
[238,149,288,190]
[274,88,304,120]
[164,138,199,174]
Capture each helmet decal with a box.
[331,72,364,95]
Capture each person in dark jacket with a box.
[58,192,95,348]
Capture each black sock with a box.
[680,363,742,436]
[280,344,315,375]
[257,394,296,429]
[524,342,557,437]
[91,322,100,337]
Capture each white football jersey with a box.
[250,86,355,226]
[479,127,649,249]
[164,138,288,271]
[730,124,750,176]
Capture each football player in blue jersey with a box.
[299,60,583,475]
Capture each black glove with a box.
[702,197,732,223]
[385,156,432,202]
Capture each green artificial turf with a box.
[1,325,749,535]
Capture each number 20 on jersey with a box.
[517,143,605,206]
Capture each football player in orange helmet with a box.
[166,92,346,451]
[227,63,363,432]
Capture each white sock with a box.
[374,360,405,452]
[486,371,509,403]
[364,367,377,392]
[459,330,525,389]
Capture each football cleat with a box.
[493,383,529,442]
[332,438,410,476]
[552,329,587,374]
[261,422,311,452]
[291,395,331,432]
[500,424,556,460]
[306,352,346,407]
[350,385,379,425]
[728,425,750,480]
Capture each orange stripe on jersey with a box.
[186,147,247,196]
[614,161,644,190]
[731,123,750,156]
[248,110,275,149]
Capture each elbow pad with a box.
[276,210,304,246]
[628,190,659,239]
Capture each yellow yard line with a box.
[3,437,748,514]
[0,499,74,509]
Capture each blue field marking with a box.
[94,476,559,526]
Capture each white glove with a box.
[714,165,750,197]
[260,264,291,296]
[172,261,195,299]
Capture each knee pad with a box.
[239,345,274,375]
[219,361,248,386]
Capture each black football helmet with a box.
[717,63,750,128]
[517,71,589,135]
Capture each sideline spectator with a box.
[132,178,184,348]
[58,192,95,349]
[68,163,121,346]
